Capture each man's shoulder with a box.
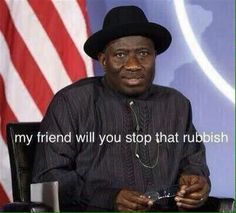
[56,76,102,97]
[151,84,190,103]
[62,76,101,92]
[48,77,103,107]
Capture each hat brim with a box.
[84,22,172,60]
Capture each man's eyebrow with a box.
[111,47,128,52]
[111,46,152,51]
[136,47,152,50]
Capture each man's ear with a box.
[97,52,107,70]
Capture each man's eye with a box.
[139,51,149,56]
[115,52,125,58]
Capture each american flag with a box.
[0,0,93,206]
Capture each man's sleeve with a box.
[32,92,121,211]
[179,101,211,185]
[32,92,85,207]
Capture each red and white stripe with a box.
[0,0,93,206]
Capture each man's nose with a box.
[124,55,142,71]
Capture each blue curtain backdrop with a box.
[86,0,234,198]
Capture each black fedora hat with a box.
[84,5,172,60]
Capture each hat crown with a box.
[84,5,172,60]
[103,6,148,29]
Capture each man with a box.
[33,6,210,211]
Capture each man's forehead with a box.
[105,36,155,50]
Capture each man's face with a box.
[98,36,156,96]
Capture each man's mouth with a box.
[120,71,145,85]
[122,76,144,85]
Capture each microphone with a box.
[129,100,134,106]
[127,100,140,133]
